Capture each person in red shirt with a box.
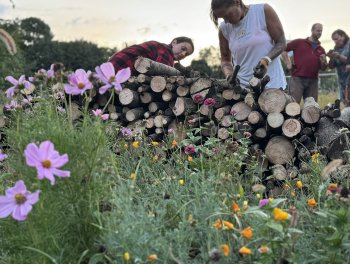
[282,23,327,103]
[108,36,194,74]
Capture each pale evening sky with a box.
[1,0,349,65]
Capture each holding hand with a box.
[254,57,271,78]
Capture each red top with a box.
[108,41,174,74]
[286,38,326,78]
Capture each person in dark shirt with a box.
[281,23,327,103]
[108,36,194,74]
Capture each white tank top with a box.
[220,4,287,89]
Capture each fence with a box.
[286,72,339,93]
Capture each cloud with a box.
[137,27,151,35]
[0,3,11,15]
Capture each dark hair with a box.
[171,36,194,54]
[331,29,349,44]
[210,0,243,27]
[311,23,322,31]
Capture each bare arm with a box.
[219,30,234,78]
[281,51,292,70]
[264,4,286,60]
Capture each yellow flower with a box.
[307,198,317,207]
[153,155,159,161]
[296,180,303,188]
[178,179,185,185]
[132,141,139,149]
[220,244,230,257]
[212,219,234,230]
[268,198,274,202]
[243,200,249,210]
[123,252,130,261]
[256,193,261,199]
[171,140,177,148]
[187,156,193,162]
[258,245,270,254]
[129,173,136,180]
[123,143,128,149]
[232,202,240,213]
[147,254,158,262]
[241,226,253,239]
[311,152,320,164]
[273,207,289,221]
[151,141,159,146]
[239,247,252,255]
[291,191,296,197]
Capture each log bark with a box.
[189,78,213,99]
[301,97,321,124]
[258,89,294,113]
[137,74,151,84]
[282,118,302,138]
[218,127,230,139]
[265,136,295,165]
[176,86,189,97]
[248,111,265,125]
[231,102,252,121]
[125,107,145,122]
[214,106,231,121]
[173,97,196,116]
[154,115,172,127]
[134,57,181,76]
[119,88,140,107]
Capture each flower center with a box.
[109,76,115,83]
[15,193,27,204]
[42,159,51,168]
[77,83,85,89]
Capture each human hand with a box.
[346,65,350,73]
[320,54,327,63]
[254,57,270,78]
[326,51,340,59]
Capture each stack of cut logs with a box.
[84,57,349,189]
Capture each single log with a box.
[154,115,172,128]
[220,115,235,127]
[165,82,176,92]
[187,115,208,128]
[254,127,267,140]
[199,104,211,116]
[189,78,213,99]
[267,112,284,129]
[176,86,189,97]
[125,107,145,122]
[148,102,168,113]
[327,132,350,160]
[145,116,155,129]
[321,108,341,118]
[235,121,252,133]
[137,74,151,84]
[134,57,181,76]
[258,89,294,114]
[285,102,301,117]
[301,97,321,124]
[173,97,196,116]
[212,93,226,108]
[314,117,341,147]
[107,104,116,113]
[244,93,258,109]
[214,105,231,121]
[231,101,252,121]
[222,89,242,101]
[218,127,230,139]
[96,93,110,107]
[150,76,167,93]
[248,111,265,125]
[271,164,288,181]
[176,76,198,86]
[167,76,177,84]
[119,88,140,107]
[282,118,302,138]
[334,107,350,127]
[137,84,150,93]
[110,112,121,121]
[162,90,176,102]
[139,92,154,104]
[265,136,295,165]
[144,111,151,118]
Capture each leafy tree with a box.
[19,17,53,47]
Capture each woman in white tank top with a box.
[210,0,287,89]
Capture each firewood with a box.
[321,108,341,118]
[150,76,167,93]
[199,104,211,116]
[244,93,258,109]
[107,104,116,113]
[211,93,226,108]
[254,127,267,140]
[285,102,301,117]
[201,121,218,137]
[222,89,242,101]
[326,131,350,160]
[270,164,288,181]
[187,115,208,128]
[148,102,167,113]
[125,107,145,122]
[145,116,155,129]
[154,115,172,128]
[265,136,295,165]
[119,88,140,107]
[189,78,212,99]
[267,112,284,129]
[176,86,190,97]
[314,117,341,147]
[165,82,176,92]
[173,97,196,116]
[109,112,121,121]
[214,106,231,121]
[220,115,235,127]
[218,127,230,139]
[258,89,294,114]
[231,101,252,121]
[301,97,321,124]
[137,85,150,93]
[137,74,151,84]
[167,76,177,84]
[235,121,252,133]
[248,111,265,125]
[176,76,198,86]
[162,90,176,102]
[321,159,343,179]
[144,111,151,118]
[96,93,110,107]
[139,92,154,104]
[134,57,181,76]
[282,118,302,138]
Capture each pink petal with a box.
[101,114,109,120]
[114,83,123,92]
[25,143,42,167]
[99,84,112,94]
[18,75,26,84]
[20,203,33,216]
[50,154,69,168]
[100,62,115,78]
[10,180,27,194]
[0,198,15,218]
[39,140,55,160]
[95,66,108,83]
[116,67,131,84]
[12,205,27,221]
[5,87,15,97]
[5,76,18,85]
[52,168,70,178]
[26,190,40,204]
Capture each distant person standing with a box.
[282,23,327,103]
[327,29,350,107]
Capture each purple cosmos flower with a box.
[168,128,174,133]
[244,131,252,138]
[121,127,132,137]
[0,150,8,161]
[95,62,131,94]
[5,75,31,98]
[47,64,55,79]
[92,109,109,121]
[24,140,70,185]
[204,98,216,107]
[0,180,40,221]
[184,145,196,155]
[21,96,33,106]
[193,94,204,104]
[64,69,93,95]
[4,100,20,111]
[258,199,270,207]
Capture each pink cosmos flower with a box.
[193,94,204,104]
[121,127,132,137]
[5,75,31,98]
[4,100,20,111]
[0,150,8,161]
[243,131,252,138]
[64,69,93,95]
[184,145,196,155]
[0,180,40,221]
[25,140,70,185]
[258,199,270,207]
[204,98,216,107]
[95,62,131,94]
[92,109,109,121]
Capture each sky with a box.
[1,0,349,65]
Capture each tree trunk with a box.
[125,107,145,122]
[301,97,321,124]
[265,136,295,165]
[134,57,181,76]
